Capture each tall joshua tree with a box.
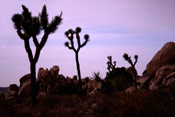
[123,53,138,89]
[64,27,89,94]
[12,5,62,103]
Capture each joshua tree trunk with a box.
[30,61,37,104]
[75,52,82,94]
[134,69,137,90]
[134,76,137,90]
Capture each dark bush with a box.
[104,67,133,92]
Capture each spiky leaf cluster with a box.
[12,5,62,38]
[123,53,138,67]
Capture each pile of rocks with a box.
[137,42,175,90]
[6,84,19,99]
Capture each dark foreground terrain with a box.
[0,87,8,94]
[1,89,175,117]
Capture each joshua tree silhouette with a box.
[64,27,89,95]
[107,56,116,73]
[12,5,62,103]
[123,53,138,89]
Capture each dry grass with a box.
[0,89,175,117]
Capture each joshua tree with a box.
[64,27,89,95]
[107,56,116,74]
[123,53,138,89]
[12,5,62,103]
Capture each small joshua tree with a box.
[107,56,116,74]
[12,5,62,103]
[64,27,89,95]
[123,53,138,89]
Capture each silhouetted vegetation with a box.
[64,27,89,95]
[1,88,175,117]
[103,56,133,93]
[91,72,102,82]
[123,53,138,89]
[11,5,62,103]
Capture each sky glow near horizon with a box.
[0,0,175,87]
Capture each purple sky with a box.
[0,0,175,87]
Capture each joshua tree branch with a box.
[24,40,33,63]
[34,48,40,63]
[39,33,49,50]
[67,45,74,50]
[32,36,39,47]
[80,40,88,48]
[76,32,81,47]
[17,30,25,40]
[133,59,138,66]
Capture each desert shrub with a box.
[104,67,133,93]
[103,56,133,93]
[91,72,102,82]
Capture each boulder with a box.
[6,84,19,99]
[37,67,45,81]
[6,91,18,99]
[37,68,49,81]
[50,65,59,77]
[149,65,175,90]
[146,42,175,76]
[37,92,46,99]
[125,86,136,93]
[9,84,19,92]
[18,81,31,97]
[137,75,152,89]
[37,65,60,81]
[19,73,31,87]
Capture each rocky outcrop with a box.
[37,65,78,95]
[37,65,60,94]
[149,65,175,90]
[18,81,31,97]
[50,65,59,77]
[146,42,175,76]
[18,74,31,97]
[137,75,152,89]
[17,65,62,97]
[6,84,19,99]
[19,73,31,87]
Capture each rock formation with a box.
[19,73,31,87]
[149,65,175,89]
[146,42,175,76]
[137,42,175,90]
[6,84,19,99]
